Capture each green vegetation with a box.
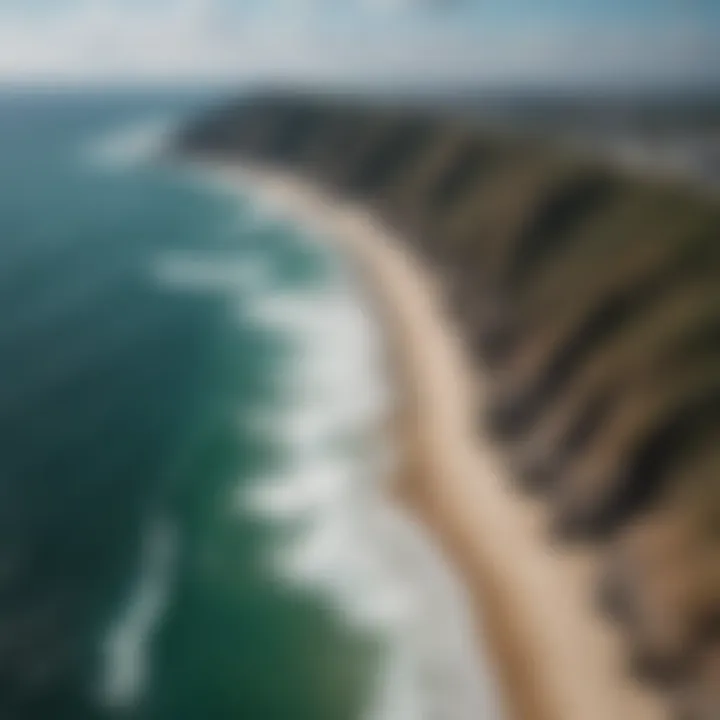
[178,92,720,720]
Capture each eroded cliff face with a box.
[178,93,720,720]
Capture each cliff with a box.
[177,92,720,720]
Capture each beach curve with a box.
[202,161,668,720]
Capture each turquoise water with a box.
[0,89,386,720]
[0,89,499,720]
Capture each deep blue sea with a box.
[0,88,500,720]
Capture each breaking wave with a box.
[237,271,502,720]
[83,117,177,170]
[149,178,505,719]
[99,516,178,710]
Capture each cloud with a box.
[0,0,716,86]
[360,0,437,12]
[0,0,398,81]
[359,0,465,15]
[0,0,253,81]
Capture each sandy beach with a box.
[206,162,668,720]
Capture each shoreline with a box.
[203,161,667,720]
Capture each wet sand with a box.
[206,162,668,720]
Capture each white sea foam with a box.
[99,516,178,710]
[84,116,177,170]
[241,457,356,519]
[241,287,392,425]
[231,203,504,720]
[145,179,503,718]
[153,252,269,294]
[241,405,349,450]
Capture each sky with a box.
[0,0,719,87]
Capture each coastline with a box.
[202,161,668,720]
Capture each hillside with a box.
[177,92,720,720]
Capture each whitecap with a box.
[84,116,177,170]
[153,252,268,295]
[236,263,504,719]
[241,456,356,520]
[98,516,178,710]
[163,174,505,719]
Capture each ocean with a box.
[0,89,500,720]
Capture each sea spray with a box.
[99,517,178,710]
[222,204,503,718]
[83,117,179,170]
[140,168,503,718]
